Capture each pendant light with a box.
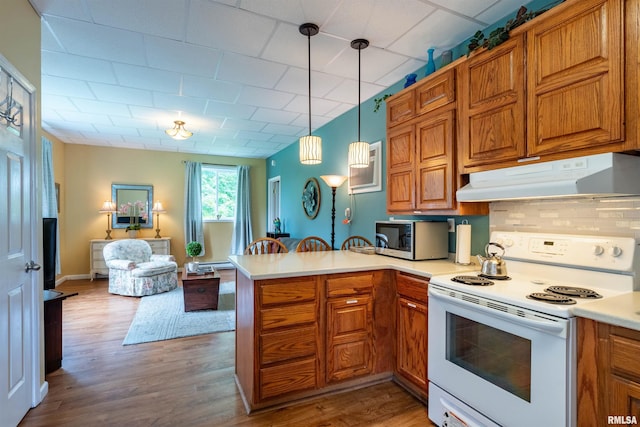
[299,23,322,165]
[348,38,370,168]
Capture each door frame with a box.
[267,176,281,232]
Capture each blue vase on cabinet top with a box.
[425,48,436,77]
[404,73,417,88]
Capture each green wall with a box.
[267,0,556,255]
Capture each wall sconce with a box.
[151,201,167,238]
[98,200,117,240]
[165,120,193,140]
[320,175,347,250]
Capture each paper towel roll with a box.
[455,223,472,265]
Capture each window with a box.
[201,165,238,221]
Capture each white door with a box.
[0,56,39,427]
[267,176,281,232]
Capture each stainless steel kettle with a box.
[477,242,508,278]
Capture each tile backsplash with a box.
[490,196,640,238]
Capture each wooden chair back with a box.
[340,235,373,250]
[295,236,331,252]
[244,237,289,255]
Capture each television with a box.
[42,218,57,290]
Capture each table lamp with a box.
[152,201,167,238]
[98,200,117,240]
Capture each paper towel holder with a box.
[455,220,473,266]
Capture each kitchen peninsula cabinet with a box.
[459,0,635,174]
[386,68,487,215]
[395,272,429,400]
[577,318,640,426]
[235,266,394,413]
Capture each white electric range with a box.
[427,231,638,427]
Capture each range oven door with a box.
[428,285,576,427]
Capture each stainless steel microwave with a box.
[375,220,448,261]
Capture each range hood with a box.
[456,153,640,202]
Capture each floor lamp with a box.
[99,201,117,240]
[320,175,347,250]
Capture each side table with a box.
[181,268,221,312]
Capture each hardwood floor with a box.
[20,270,433,427]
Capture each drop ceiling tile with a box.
[269,134,296,144]
[59,111,114,125]
[71,98,132,117]
[324,79,384,104]
[428,0,498,19]
[204,101,256,120]
[476,0,527,24]
[275,67,343,98]
[41,75,95,98]
[261,23,347,70]
[44,16,147,65]
[186,0,276,57]
[263,122,304,136]
[375,58,427,87]
[324,45,409,83]
[88,82,154,107]
[251,108,299,125]
[238,86,295,109]
[144,36,222,77]
[182,76,241,103]
[41,94,79,112]
[86,0,188,40]
[216,53,287,88]
[285,95,340,116]
[41,52,116,83]
[290,113,332,129]
[239,0,342,25]
[152,93,208,115]
[30,0,92,20]
[92,124,142,136]
[42,119,97,133]
[323,0,435,48]
[112,63,182,93]
[222,118,267,132]
[236,131,275,141]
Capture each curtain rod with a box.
[181,160,237,167]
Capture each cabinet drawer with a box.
[260,326,316,365]
[611,334,640,379]
[259,358,317,400]
[259,278,316,306]
[326,273,373,298]
[260,302,316,331]
[147,240,169,254]
[396,272,429,302]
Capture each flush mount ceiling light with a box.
[348,38,370,169]
[165,120,193,140]
[299,22,322,165]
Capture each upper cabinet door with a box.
[386,90,415,127]
[526,0,623,156]
[458,35,526,171]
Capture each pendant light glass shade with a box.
[300,134,322,165]
[165,120,192,140]
[348,141,370,168]
[299,23,322,165]
[349,38,369,169]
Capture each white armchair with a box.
[103,239,178,297]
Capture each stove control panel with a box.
[491,231,637,271]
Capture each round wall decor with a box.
[302,177,321,219]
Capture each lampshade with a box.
[348,141,370,168]
[349,38,370,168]
[299,23,322,165]
[300,135,322,165]
[320,175,348,188]
[99,200,116,213]
[165,120,193,140]
[152,201,167,213]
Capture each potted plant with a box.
[185,241,203,273]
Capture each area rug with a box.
[122,281,235,345]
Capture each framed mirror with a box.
[112,184,153,229]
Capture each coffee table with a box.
[181,268,221,312]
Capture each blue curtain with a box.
[232,165,253,254]
[184,161,205,256]
[42,137,61,273]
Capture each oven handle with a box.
[428,289,567,334]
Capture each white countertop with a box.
[573,292,640,331]
[228,250,477,280]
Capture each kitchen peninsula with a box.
[228,250,475,413]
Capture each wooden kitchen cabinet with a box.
[386,68,487,215]
[577,318,640,427]
[458,34,526,171]
[256,276,321,401]
[325,272,374,383]
[459,0,635,174]
[395,272,429,400]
